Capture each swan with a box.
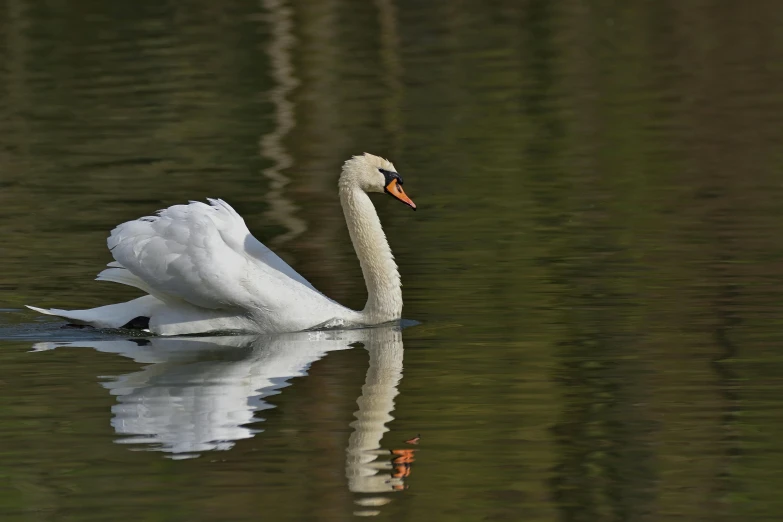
[27,153,416,335]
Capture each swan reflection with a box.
[32,325,411,507]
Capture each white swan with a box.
[27,153,416,335]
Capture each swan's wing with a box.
[107,199,317,311]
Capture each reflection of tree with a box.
[260,0,307,248]
[525,1,657,520]
[536,1,783,519]
[374,0,403,158]
[282,0,355,305]
[710,255,741,507]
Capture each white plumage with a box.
[27,153,416,335]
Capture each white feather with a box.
[96,267,157,296]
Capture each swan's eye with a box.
[379,168,403,187]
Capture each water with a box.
[2,1,783,520]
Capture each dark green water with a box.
[3,0,783,520]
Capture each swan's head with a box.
[341,153,416,210]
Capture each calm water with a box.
[2,1,783,520]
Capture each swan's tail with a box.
[25,295,161,329]
[26,261,168,329]
[26,305,75,320]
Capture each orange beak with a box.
[385,178,417,210]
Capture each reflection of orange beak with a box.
[391,449,416,481]
[385,179,416,210]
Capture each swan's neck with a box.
[339,185,402,323]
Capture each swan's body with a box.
[27,154,416,335]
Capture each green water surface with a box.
[2,1,783,520]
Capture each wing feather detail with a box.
[107,199,317,312]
